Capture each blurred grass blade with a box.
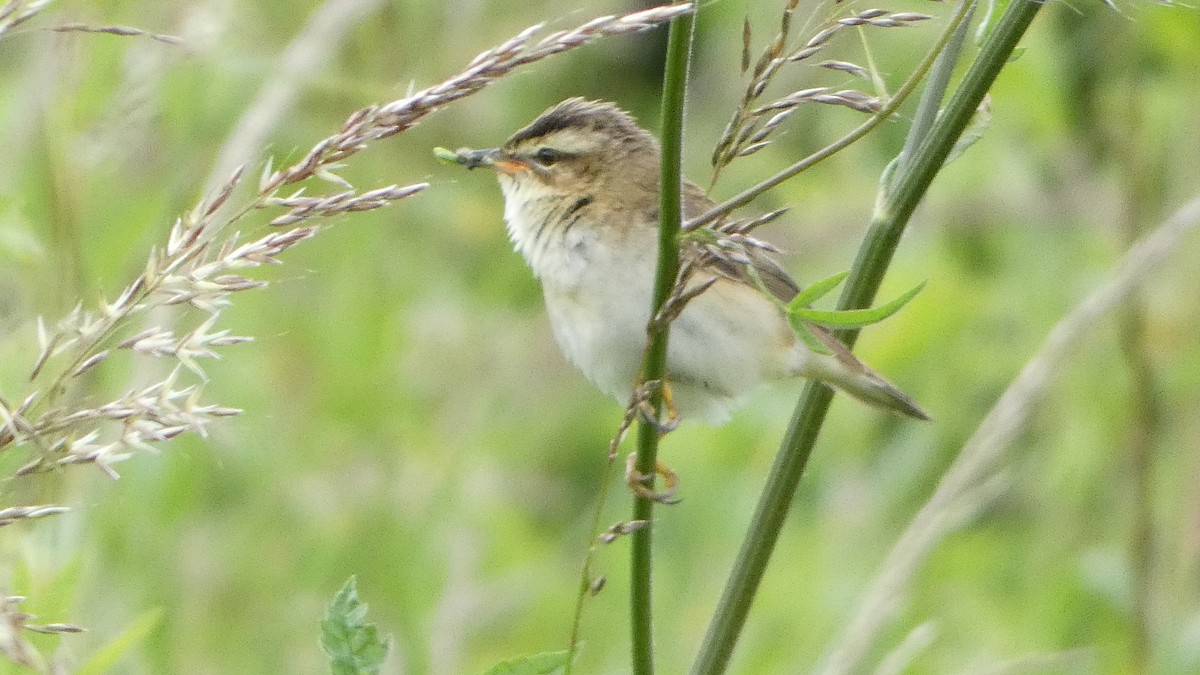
[74,608,163,675]
[321,576,390,675]
[975,0,1003,45]
[482,650,570,675]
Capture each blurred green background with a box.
[1,0,1198,673]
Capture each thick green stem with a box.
[839,0,1040,313]
[631,6,695,674]
[691,1,1045,672]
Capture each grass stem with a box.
[631,5,696,673]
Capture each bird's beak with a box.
[456,147,531,175]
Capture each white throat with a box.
[498,176,603,292]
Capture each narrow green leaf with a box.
[786,271,849,310]
[12,553,83,624]
[790,281,925,327]
[482,650,570,675]
[75,608,163,675]
[321,576,391,675]
[792,319,830,353]
[974,0,1007,45]
[944,96,992,166]
[786,315,833,355]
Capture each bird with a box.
[452,97,928,425]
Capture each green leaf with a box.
[75,608,163,675]
[974,0,1009,45]
[481,650,571,675]
[321,576,391,675]
[787,315,833,355]
[679,226,720,246]
[944,95,992,166]
[786,271,849,310]
[789,281,925,328]
[13,553,82,627]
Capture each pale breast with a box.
[537,228,658,404]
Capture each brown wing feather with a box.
[682,181,801,302]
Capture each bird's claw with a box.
[635,380,679,434]
[625,453,681,505]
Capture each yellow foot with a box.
[625,453,681,504]
[662,381,679,423]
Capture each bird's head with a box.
[458,98,660,201]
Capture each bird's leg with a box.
[624,452,680,505]
[634,379,679,434]
[621,379,681,502]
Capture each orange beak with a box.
[492,158,531,175]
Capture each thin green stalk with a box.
[565,452,620,673]
[631,5,695,674]
[691,0,1045,672]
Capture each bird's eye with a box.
[534,147,562,165]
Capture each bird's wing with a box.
[704,247,800,303]
[679,185,929,420]
[680,182,801,303]
[680,183,867,369]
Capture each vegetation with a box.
[0,0,1197,672]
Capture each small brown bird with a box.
[456,98,928,423]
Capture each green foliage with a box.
[75,609,163,675]
[321,577,390,675]
[779,269,924,353]
[481,650,569,675]
[788,270,850,308]
[787,280,925,328]
[0,0,1197,673]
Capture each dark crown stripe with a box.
[507,98,643,145]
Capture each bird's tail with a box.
[798,328,930,421]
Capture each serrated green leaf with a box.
[787,270,849,310]
[481,650,570,675]
[321,576,391,675]
[789,281,925,328]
